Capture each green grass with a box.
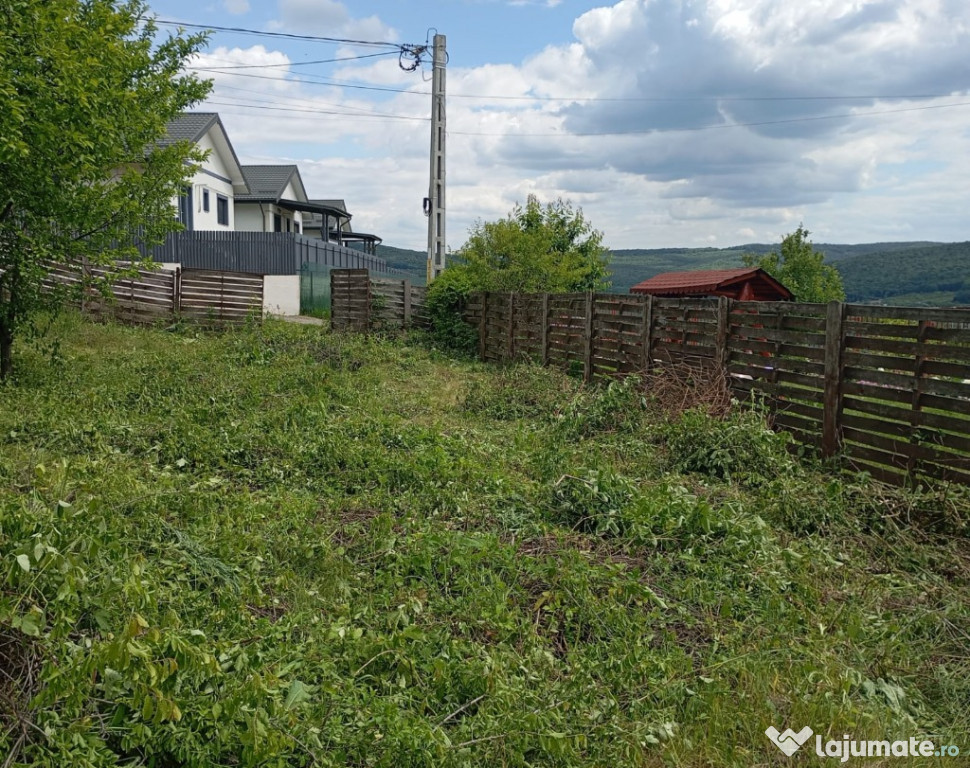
[1,314,969,767]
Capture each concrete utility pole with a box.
[426,33,446,282]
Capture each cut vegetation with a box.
[1,315,969,767]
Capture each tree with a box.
[456,195,611,293]
[743,225,845,304]
[424,196,611,353]
[0,0,211,377]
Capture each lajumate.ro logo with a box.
[766,725,962,761]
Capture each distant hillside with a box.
[378,240,970,306]
[377,245,427,284]
[834,241,970,304]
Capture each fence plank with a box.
[822,301,846,458]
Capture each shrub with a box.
[555,376,646,438]
[423,267,478,355]
[661,407,795,486]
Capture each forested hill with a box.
[378,241,970,306]
[832,241,970,304]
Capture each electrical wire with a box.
[181,65,963,104]
[150,17,402,48]
[190,51,398,71]
[448,100,970,137]
[205,99,429,122]
[197,92,970,134]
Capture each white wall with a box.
[262,275,300,316]
[234,204,266,232]
[234,202,301,233]
[185,130,236,231]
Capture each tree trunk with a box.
[0,320,13,380]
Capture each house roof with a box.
[277,199,351,218]
[162,112,220,145]
[304,199,353,232]
[630,267,792,300]
[313,199,347,212]
[237,165,308,203]
[335,230,382,245]
[161,112,249,192]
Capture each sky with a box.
[148,0,970,252]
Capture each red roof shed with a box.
[629,267,792,301]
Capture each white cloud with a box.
[195,1,970,251]
[222,0,249,14]
[269,0,397,42]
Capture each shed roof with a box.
[630,267,792,300]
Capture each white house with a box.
[162,113,249,231]
[155,113,387,316]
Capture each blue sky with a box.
[148,0,970,251]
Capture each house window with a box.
[216,194,229,226]
[274,213,282,232]
[178,187,193,231]
[286,217,291,232]
[202,188,210,213]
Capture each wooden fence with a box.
[329,269,428,331]
[43,263,263,325]
[468,291,970,487]
[179,269,264,324]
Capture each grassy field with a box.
[1,315,969,767]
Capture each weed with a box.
[0,312,967,766]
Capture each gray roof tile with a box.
[161,112,219,146]
[238,165,301,201]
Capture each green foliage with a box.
[661,407,795,486]
[0,0,211,376]
[383,239,970,306]
[1,315,968,766]
[454,195,611,294]
[425,196,610,353]
[835,241,970,303]
[743,225,846,303]
[423,266,479,355]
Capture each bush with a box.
[423,267,478,355]
[555,376,646,438]
[661,407,795,486]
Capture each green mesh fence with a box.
[300,263,333,316]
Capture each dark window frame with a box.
[202,188,210,213]
[216,194,229,226]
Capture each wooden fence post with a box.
[715,295,731,374]
[479,292,488,362]
[822,300,846,458]
[80,257,89,316]
[173,266,182,323]
[640,294,654,373]
[583,291,594,381]
[507,293,515,361]
[402,279,412,329]
[907,319,930,475]
[540,292,550,366]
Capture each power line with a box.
[190,51,398,71]
[449,100,970,137]
[150,17,402,49]
[206,99,428,122]
[193,66,959,104]
[215,83,409,117]
[199,93,970,134]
